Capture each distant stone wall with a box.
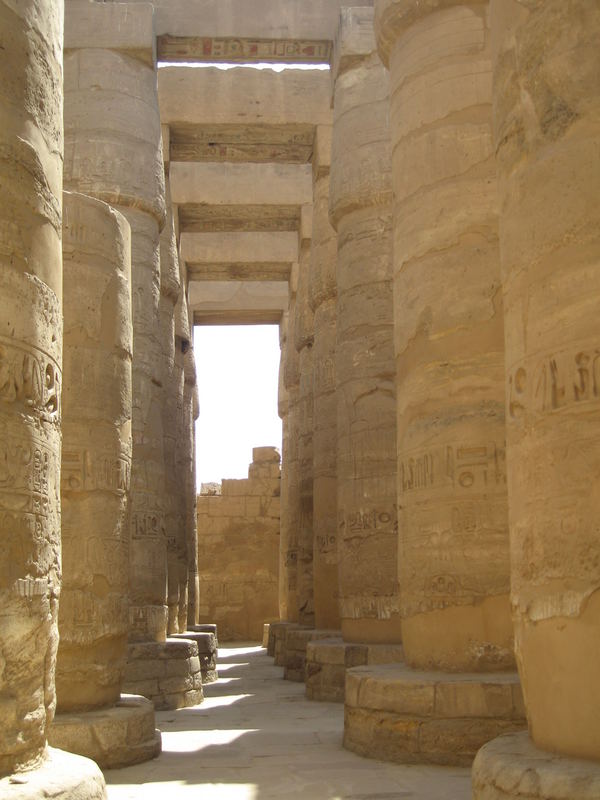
[197,447,281,641]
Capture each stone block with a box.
[0,748,106,800]
[252,446,281,464]
[65,1,155,63]
[472,731,600,799]
[49,695,161,770]
[343,664,526,766]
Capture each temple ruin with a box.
[1,1,598,798]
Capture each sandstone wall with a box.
[197,448,281,641]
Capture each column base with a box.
[262,623,270,648]
[171,632,218,683]
[48,694,161,769]
[283,628,341,682]
[269,622,304,665]
[306,638,404,703]
[472,731,600,799]
[344,664,526,766]
[123,638,204,710]
[0,747,106,800]
[188,623,219,649]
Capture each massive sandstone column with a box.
[64,1,200,711]
[330,8,400,646]
[294,227,316,628]
[183,340,200,632]
[344,0,525,764]
[473,4,600,796]
[376,0,512,673]
[63,4,168,643]
[305,6,405,707]
[278,264,301,631]
[51,192,160,768]
[160,180,185,636]
[277,312,292,621]
[310,127,341,632]
[0,1,104,795]
[57,192,132,712]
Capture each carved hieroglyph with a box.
[0,0,64,775]
[330,39,400,644]
[310,138,340,631]
[492,0,600,760]
[57,192,132,712]
[376,0,513,670]
[294,239,315,627]
[64,44,168,642]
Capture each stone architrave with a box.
[473,3,600,796]
[56,192,133,710]
[63,17,169,644]
[329,8,400,645]
[375,0,513,672]
[294,236,315,627]
[309,126,340,632]
[0,1,105,796]
[160,179,185,636]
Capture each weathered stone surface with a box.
[63,32,169,645]
[262,623,270,648]
[344,665,525,766]
[57,192,132,713]
[271,622,305,667]
[306,638,404,703]
[330,9,400,644]
[160,179,186,637]
[473,731,600,800]
[171,632,218,683]
[310,127,340,632]
[0,0,63,778]
[280,292,300,623]
[159,67,332,129]
[123,640,203,711]
[294,235,315,627]
[283,629,341,683]
[490,0,600,762]
[374,0,513,672]
[196,450,280,641]
[49,695,161,770]
[0,749,106,800]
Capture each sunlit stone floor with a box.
[104,644,472,800]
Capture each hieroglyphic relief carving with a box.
[158,35,332,64]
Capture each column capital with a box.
[374,0,487,66]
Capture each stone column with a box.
[473,4,600,796]
[294,228,315,628]
[280,263,301,626]
[0,1,105,795]
[63,4,168,643]
[64,1,201,712]
[184,340,200,632]
[51,192,160,768]
[376,0,512,674]
[160,179,185,636]
[277,312,291,621]
[310,127,341,632]
[330,8,400,646]
[343,0,525,764]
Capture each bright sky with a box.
[194,325,282,486]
